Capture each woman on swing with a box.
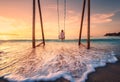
[59,29,65,40]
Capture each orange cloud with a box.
[0,16,17,33]
[0,16,32,39]
[91,13,114,24]
[66,10,115,25]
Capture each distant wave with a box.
[0,37,120,43]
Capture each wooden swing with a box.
[57,0,66,40]
[32,0,91,49]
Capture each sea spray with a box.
[0,42,118,82]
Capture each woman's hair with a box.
[61,29,64,32]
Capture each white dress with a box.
[59,32,65,40]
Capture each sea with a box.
[0,37,120,82]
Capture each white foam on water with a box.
[0,42,118,82]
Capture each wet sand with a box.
[86,56,120,82]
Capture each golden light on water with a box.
[0,35,10,40]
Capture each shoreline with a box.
[0,51,119,82]
[86,56,120,82]
[1,58,120,82]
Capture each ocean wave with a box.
[0,42,118,82]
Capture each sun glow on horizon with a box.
[0,35,11,40]
[0,0,120,40]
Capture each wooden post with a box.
[87,0,90,49]
[32,0,36,48]
[38,0,45,45]
[78,0,86,45]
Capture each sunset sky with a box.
[0,0,120,40]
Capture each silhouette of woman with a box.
[59,29,65,40]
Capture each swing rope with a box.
[57,0,66,34]
[57,0,60,35]
[64,0,66,32]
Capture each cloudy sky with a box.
[0,0,120,40]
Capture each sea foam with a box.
[0,42,118,82]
